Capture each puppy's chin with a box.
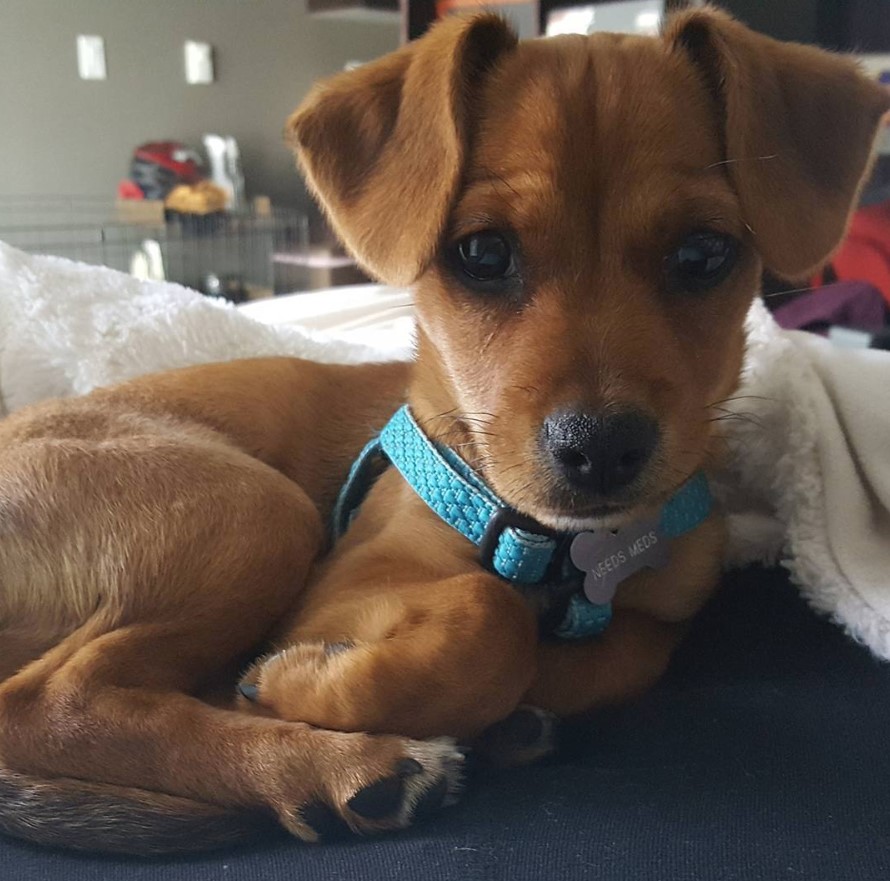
[524,501,657,534]
[489,480,654,534]
[489,467,685,534]
[533,509,636,533]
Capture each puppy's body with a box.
[1,8,887,854]
[0,360,469,853]
[0,358,406,680]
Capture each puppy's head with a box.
[289,10,889,529]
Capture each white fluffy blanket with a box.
[2,240,890,660]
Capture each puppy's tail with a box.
[0,766,275,855]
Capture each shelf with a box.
[307,0,400,21]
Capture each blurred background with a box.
[1,0,888,343]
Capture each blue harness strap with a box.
[334,405,713,640]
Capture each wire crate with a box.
[0,195,311,300]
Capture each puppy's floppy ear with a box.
[666,8,890,278]
[286,15,517,286]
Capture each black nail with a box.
[237,682,259,701]
[346,775,405,820]
[411,777,448,822]
[299,800,352,842]
[396,758,424,778]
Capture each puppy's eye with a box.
[451,231,516,284]
[665,232,738,293]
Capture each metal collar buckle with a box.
[478,506,563,577]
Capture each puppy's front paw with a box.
[239,646,465,841]
[277,733,464,843]
[238,641,377,732]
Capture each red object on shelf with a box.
[821,201,890,306]
[133,142,204,184]
[127,141,206,201]
[117,179,145,200]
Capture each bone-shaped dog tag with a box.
[569,517,671,604]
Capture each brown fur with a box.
[1,8,887,853]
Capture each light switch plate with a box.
[184,41,214,84]
[77,35,106,81]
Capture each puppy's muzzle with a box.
[541,409,659,497]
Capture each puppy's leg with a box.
[462,613,680,769]
[0,440,460,840]
[525,610,685,718]
[0,623,462,842]
[241,575,539,741]
[463,611,684,769]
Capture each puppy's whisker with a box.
[706,394,778,406]
[463,429,499,439]
[705,154,778,170]
[704,412,756,422]
[705,411,765,430]
[708,415,764,429]
[422,408,461,425]
[761,285,818,300]
[480,331,498,354]
[493,461,527,477]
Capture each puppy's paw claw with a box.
[236,681,260,702]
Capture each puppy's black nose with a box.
[541,409,659,496]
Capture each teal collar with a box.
[334,405,712,640]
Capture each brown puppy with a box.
[238,10,890,738]
[0,8,887,855]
